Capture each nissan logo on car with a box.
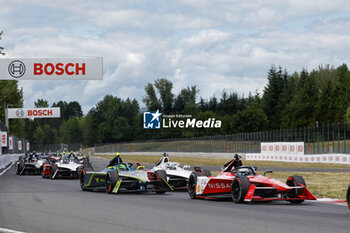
[8,60,26,78]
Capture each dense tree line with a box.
[2,64,350,146]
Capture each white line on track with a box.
[0,162,14,176]
[0,227,26,233]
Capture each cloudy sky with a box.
[1,0,350,114]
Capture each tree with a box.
[34,124,57,145]
[284,71,319,128]
[143,79,174,113]
[154,79,174,114]
[60,118,82,143]
[0,80,24,136]
[34,99,49,108]
[174,86,198,113]
[86,95,139,143]
[262,66,285,129]
[143,83,161,111]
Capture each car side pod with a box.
[347,184,350,210]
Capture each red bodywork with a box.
[41,155,61,178]
[194,159,316,202]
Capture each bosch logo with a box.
[34,63,86,76]
[15,109,25,118]
[8,60,26,78]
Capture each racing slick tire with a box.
[106,170,119,194]
[202,170,211,177]
[50,164,58,180]
[15,162,21,175]
[187,172,202,199]
[153,170,167,194]
[346,184,350,210]
[18,160,25,175]
[231,175,251,203]
[286,176,306,204]
[80,169,88,191]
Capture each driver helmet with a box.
[115,152,120,157]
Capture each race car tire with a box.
[18,160,25,175]
[346,184,350,210]
[231,175,251,203]
[286,176,306,204]
[80,169,88,191]
[187,172,202,199]
[16,163,20,175]
[154,170,167,194]
[106,170,119,194]
[202,170,211,177]
[50,164,58,179]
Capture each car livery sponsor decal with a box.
[196,177,210,195]
[207,182,231,189]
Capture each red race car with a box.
[188,156,316,204]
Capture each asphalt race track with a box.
[0,157,349,233]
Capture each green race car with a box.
[80,163,173,194]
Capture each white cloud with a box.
[1,0,350,114]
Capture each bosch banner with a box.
[18,140,22,151]
[7,107,61,119]
[9,136,13,150]
[0,57,103,80]
[26,142,30,151]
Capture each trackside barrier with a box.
[0,154,23,169]
[246,153,350,165]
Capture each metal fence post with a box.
[344,122,346,154]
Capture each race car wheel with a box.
[286,176,306,204]
[16,163,20,175]
[50,164,58,179]
[19,160,25,175]
[154,170,167,194]
[202,170,211,177]
[346,184,350,210]
[80,169,88,191]
[231,175,251,203]
[187,172,202,199]
[106,170,119,194]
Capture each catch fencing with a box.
[30,143,83,153]
[95,122,350,154]
[0,121,29,155]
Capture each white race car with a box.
[149,153,193,189]
[42,156,84,179]
[16,153,49,175]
